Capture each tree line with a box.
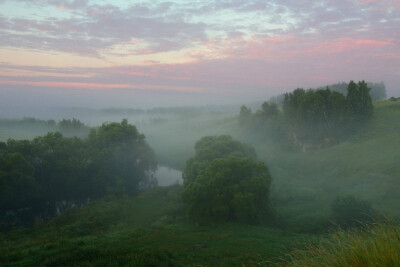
[0,120,156,228]
[239,80,374,147]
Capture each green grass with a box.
[287,222,400,267]
[255,100,400,230]
[0,185,312,266]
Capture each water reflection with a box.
[155,165,183,186]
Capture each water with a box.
[155,165,183,186]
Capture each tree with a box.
[58,118,88,138]
[357,80,373,122]
[239,105,252,117]
[182,136,272,224]
[316,81,386,100]
[282,88,306,121]
[88,119,157,196]
[280,81,373,146]
[239,105,252,126]
[346,80,373,125]
[257,102,279,119]
[0,152,38,226]
[183,135,256,185]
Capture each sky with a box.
[0,0,399,112]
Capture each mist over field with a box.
[1,0,400,266]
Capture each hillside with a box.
[0,185,310,266]
[255,100,400,230]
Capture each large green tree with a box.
[182,136,272,224]
[183,135,256,185]
[87,119,157,196]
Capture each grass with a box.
[0,185,312,266]
[287,222,400,267]
[255,100,400,229]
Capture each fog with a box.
[1,80,400,265]
[1,0,400,264]
[0,84,274,120]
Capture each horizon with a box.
[0,0,399,114]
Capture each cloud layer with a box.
[0,0,399,109]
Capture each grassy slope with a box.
[0,186,310,266]
[287,223,400,267]
[252,100,400,230]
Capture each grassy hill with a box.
[287,223,400,266]
[0,185,311,266]
[255,100,400,231]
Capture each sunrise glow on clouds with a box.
[0,0,399,107]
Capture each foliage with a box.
[57,118,89,138]
[0,120,156,227]
[239,102,279,127]
[279,80,373,145]
[87,119,157,196]
[346,80,373,125]
[331,195,376,228]
[318,81,387,100]
[58,118,85,131]
[239,80,374,148]
[283,87,348,142]
[183,135,256,185]
[182,135,272,224]
[287,223,400,267]
[183,157,272,223]
[239,105,252,117]
[267,81,386,108]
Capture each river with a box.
[155,165,183,186]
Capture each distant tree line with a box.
[0,120,156,228]
[239,80,374,147]
[0,117,56,128]
[317,81,386,101]
[283,80,373,143]
[0,117,89,138]
[269,81,386,106]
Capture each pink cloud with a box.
[311,38,394,55]
[0,79,201,92]
[0,80,132,90]
[138,49,156,55]
[57,6,69,11]
[352,0,400,9]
